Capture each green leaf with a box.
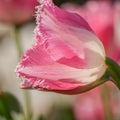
[46,105,75,120]
[37,116,45,120]
[0,92,23,120]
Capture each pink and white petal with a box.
[35,0,105,69]
[16,0,107,93]
[18,63,106,84]
[20,78,82,91]
[20,66,105,92]
[56,27,105,68]
[16,42,106,85]
[37,0,92,31]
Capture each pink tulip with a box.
[74,89,104,120]
[62,1,120,62]
[16,0,106,94]
[114,2,120,62]
[73,82,120,120]
[0,0,38,24]
[74,86,114,120]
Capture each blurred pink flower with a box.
[73,81,120,120]
[0,0,38,24]
[114,2,120,62]
[16,0,106,94]
[74,86,114,120]
[74,89,104,120]
[62,1,120,62]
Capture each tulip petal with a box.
[20,78,81,91]
[16,43,106,91]
[16,0,106,93]
[34,0,105,69]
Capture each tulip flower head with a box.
[0,0,38,24]
[16,0,107,94]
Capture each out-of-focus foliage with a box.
[53,0,88,6]
[53,0,115,6]
[0,92,23,120]
[37,105,75,120]
[37,116,45,120]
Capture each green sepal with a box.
[105,57,120,89]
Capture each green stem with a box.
[104,57,120,120]
[101,84,113,120]
[13,25,22,60]
[23,90,32,120]
[105,57,120,89]
[13,25,32,120]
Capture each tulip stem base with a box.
[106,57,120,90]
[14,25,23,60]
[14,25,32,120]
[82,70,110,93]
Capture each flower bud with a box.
[16,0,106,94]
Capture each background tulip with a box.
[73,86,115,120]
[16,0,106,94]
[74,89,104,120]
[0,0,38,24]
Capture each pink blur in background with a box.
[0,0,38,24]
